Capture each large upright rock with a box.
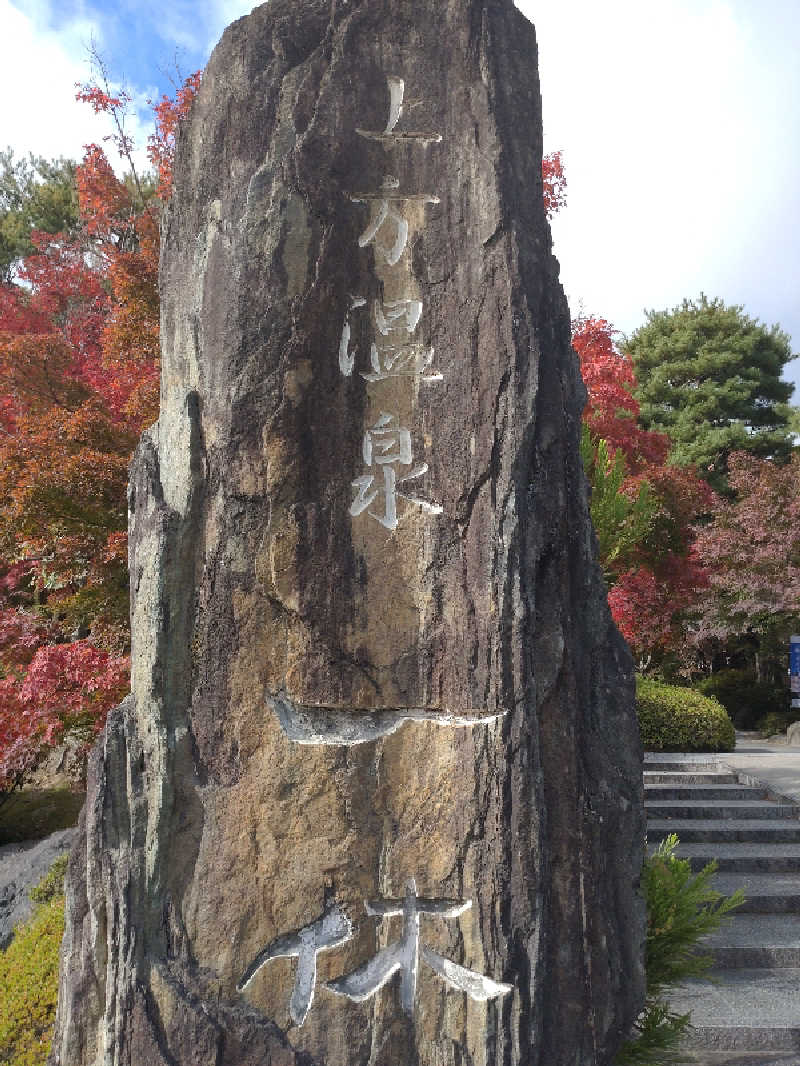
[51,1,645,1064]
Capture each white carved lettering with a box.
[327,880,512,1014]
[356,74,442,146]
[350,414,442,530]
[238,902,352,1027]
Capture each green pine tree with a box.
[0,149,79,281]
[627,295,795,491]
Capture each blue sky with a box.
[3,0,799,394]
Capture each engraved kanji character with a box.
[350,177,439,266]
[238,902,352,1027]
[362,341,442,384]
[350,414,442,531]
[338,296,368,376]
[374,298,423,336]
[327,879,512,1015]
[355,75,442,147]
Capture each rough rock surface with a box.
[0,828,75,948]
[50,1,645,1063]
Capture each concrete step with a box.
[644,759,724,773]
[654,842,800,873]
[647,801,800,820]
[713,873,800,914]
[682,1055,800,1066]
[670,968,800,1051]
[644,771,742,785]
[646,784,767,801]
[648,819,800,844]
[702,915,800,968]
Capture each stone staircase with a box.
[644,755,800,1064]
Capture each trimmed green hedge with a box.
[637,678,735,752]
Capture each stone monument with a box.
[50,1,646,1063]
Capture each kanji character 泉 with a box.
[349,413,443,531]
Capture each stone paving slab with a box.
[713,886,800,915]
[703,915,800,946]
[713,873,800,904]
[645,755,725,766]
[687,1029,800,1053]
[720,736,800,808]
[684,1055,800,1065]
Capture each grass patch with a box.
[0,855,67,1066]
[0,789,84,846]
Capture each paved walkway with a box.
[645,733,800,804]
[722,733,800,806]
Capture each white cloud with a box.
[1,0,151,175]
[518,0,800,393]
[523,0,751,320]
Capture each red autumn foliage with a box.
[629,463,716,563]
[608,553,710,661]
[690,452,800,657]
[575,316,714,662]
[573,316,668,472]
[148,71,202,199]
[0,65,200,795]
[0,641,129,793]
[542,150,567,220]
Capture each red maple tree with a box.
[0,65,200,796]
[573,316,668,472]
[574,316,713,665]
[689,451,800,681]
[542,151,567,220]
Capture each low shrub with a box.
[0,855,67,1066]
[636,678,735,752]
[30,853,68,906]
[756,710,799,737]
[696,670,787,731]
[615,834,744,1065]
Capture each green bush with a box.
[756,710,799,737]
[0,856,67,1066]
[615,834,744,1065]
[637,678,735,752]
[696,670,787,731]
